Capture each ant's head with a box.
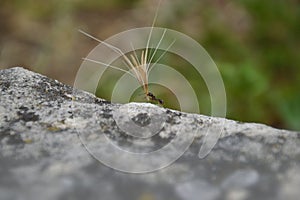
[158,99,164,105]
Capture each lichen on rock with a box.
[0,67,299,200]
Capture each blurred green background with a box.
[0,0,299,131]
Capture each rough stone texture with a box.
[0,67,299,200]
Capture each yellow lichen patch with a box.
[47,126,61,132]
[23,138,33,144]
[138,193,155,200]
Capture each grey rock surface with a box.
[0,67,299,200]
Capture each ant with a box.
[146,92,164,105]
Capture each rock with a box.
[0,67,299,200]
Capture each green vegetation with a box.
[0,0,299,130]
